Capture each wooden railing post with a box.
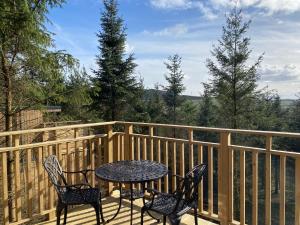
[106,125,113,193]
[124,124,133,160]
[218,131,231,225]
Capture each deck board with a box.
[38,195,217,225]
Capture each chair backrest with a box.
[174,164,207,211]
[43,155,68,196]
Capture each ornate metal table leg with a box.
[106,183,123,223]
[130,183,133,225]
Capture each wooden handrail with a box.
[0,121,300,225]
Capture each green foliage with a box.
[198,83,216,127]
[0,0,76,124]
[61,67,94,121]
[145,84,166,123]
[178,100,197,125]
[91,0,139,121]
[163,54,186,124]
[124,78,150,122]
[206,8,263,129]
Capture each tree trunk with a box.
[2,54,15,221]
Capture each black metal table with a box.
[95,160,168,224]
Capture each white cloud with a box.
[150,0,300,17]
[150,0,218,20]
[143,23,189,37]
[260,64,300,82]
[210,0,300,14]
[150,0,191,9]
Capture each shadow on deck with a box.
[38,196,218,225]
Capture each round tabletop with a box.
[95,160,168,184]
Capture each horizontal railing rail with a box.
[0,121,299,225]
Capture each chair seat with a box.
[144,193,189,216]
[61,188,100,205]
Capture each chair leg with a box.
[56,204,64,225]
[63,206,68,224]
[141,209,144,225]
[163,215,166,225]
[92,204,101,225]
[194,207,198,225]
[99,201,105,223]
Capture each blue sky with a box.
[47,0,300,99]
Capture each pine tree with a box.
[206,8,263,129]
[146,84,166,123]
[163,54,185,125]
[62,67,93,121]
[198,83,216,127]
[92,0,138,121]
[0,0,75,220]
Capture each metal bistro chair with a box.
[141,164,207,225]
[43,155,104,225]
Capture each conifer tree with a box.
[146,84,165,123]
[198,83,216,127]
[92,0,138,121]
[206,8,263,129]
[163,54,185,125]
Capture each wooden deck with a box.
[38,195,217,225]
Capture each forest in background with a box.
[0,1,300,225]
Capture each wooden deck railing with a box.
[0,121,299,225]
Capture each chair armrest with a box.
[63,170,94,183]
[145,187,161,196]
[65,183,93,189]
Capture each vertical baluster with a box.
[83,140,87,169]
[198,144,203,213]
[106,125,113,193]
[136,137,141,190]
[179,142,185,178]
[142,137,147,160]
[280,156,286,225]
[48,145,54,211]
[172,142,176,192]
[208,145,213,215]
[37,146,44,213]
[90,139,95,187]
[74,128,80,183]
[240,150,245,225]
[66,142,72,184]
[2,152,9,225]
[265,136,272,225]
[96,138,102,190]
[164,141,169,193]
[188,128,194,171]
[228,146,234,223]
[26,148,33,218]
[149,126,154,189]
[121,135,124,160]
[252,151,258,225]
[14,135,21,221]
[295,157,300,225]
[157,139,161,192]
[117,135,121,161]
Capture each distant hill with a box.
[144,89,295,108]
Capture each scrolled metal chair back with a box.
[174,164,207,210]
[43,155,68,196]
